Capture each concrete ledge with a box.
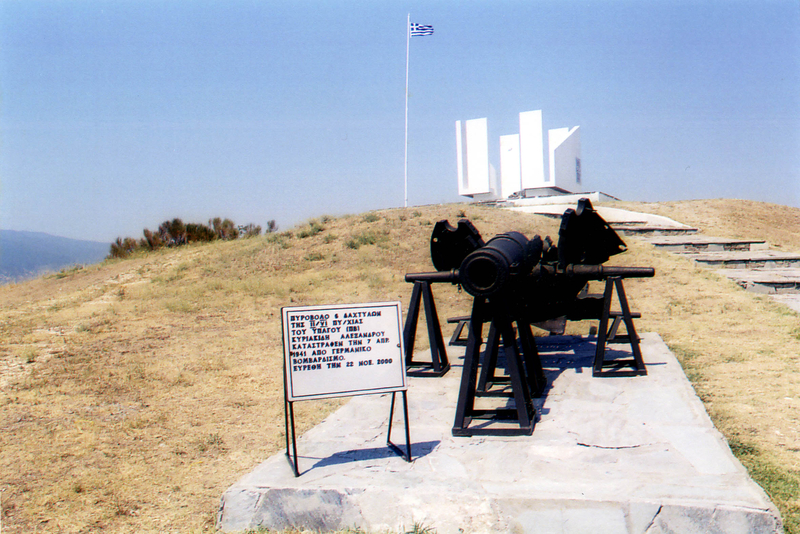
[691,251,800,269]
[217,334,782,533]
[648,236,769,253]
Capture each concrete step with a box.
[647,235,769,253]
[690,250,800,269]
[611,223,699,237]
[718,268,800,294]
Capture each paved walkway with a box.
[217,334,781,533]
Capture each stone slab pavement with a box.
[217,333,782,534]
[717,268,800,295]
[647,236,769,252]
[690,250,800,266]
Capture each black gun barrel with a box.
[405,270,460,284]
[566,265,655,278]
[533,264,655,278]
[458,231,542,298]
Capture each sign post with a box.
[281,301,410,476]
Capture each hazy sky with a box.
[2,0,798,242]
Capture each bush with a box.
[345,231,378,249]
[239,224,262,238]
[186,223,216,243]
[297,220,324,239]
[210,218,239,240]
[160,218,187,246]
[109,237,139,258]
[108,215,274,258]
[140,229,163,250]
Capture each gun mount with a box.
[402,198,655,436]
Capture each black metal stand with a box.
[285,391,412,477]
[452,298,540,436]
[446,315,471,346]
[476,319,546,398]
[476,321,504,393]
[403,281,450,377]
[593,276,647,376]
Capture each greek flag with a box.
[410,23,434,36]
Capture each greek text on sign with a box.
[282,302,406,401]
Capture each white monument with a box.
[456,110,582,201]
[549,126,581,193]
[519,110,546,189]
[456,118,499,200]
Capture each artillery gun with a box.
[402,198,654,436]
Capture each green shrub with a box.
[297,220,324,238]
[345,231,378,249]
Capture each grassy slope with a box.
[0,200,798,533]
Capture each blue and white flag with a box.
[410,23,434,36]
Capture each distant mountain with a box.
[0,230,109,284]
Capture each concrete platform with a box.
[217,334,781,533]
[690,251,800,269]
[648,236,769,253]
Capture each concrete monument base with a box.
[217,333,781,533]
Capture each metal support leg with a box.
[284,398,300,477]
[452,298,486,435]
[593,277,647,377]
[498,316,534,434]
[403,281,450,377]
[476,321,501,393]
[518,322,546,398]
[387,391,412,462]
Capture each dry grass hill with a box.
[1,199,798,533]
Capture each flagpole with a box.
[404,13,410,208]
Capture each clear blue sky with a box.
[2,0,798,242]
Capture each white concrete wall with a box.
[456,120,467,194]
[456,118,492,197]
[548,126,581,193]
[519,110,546,188]
[499,134,521,199]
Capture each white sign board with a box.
[282,302,407,402]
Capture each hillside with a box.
[0,230,109,284]
[0,200,798,533]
